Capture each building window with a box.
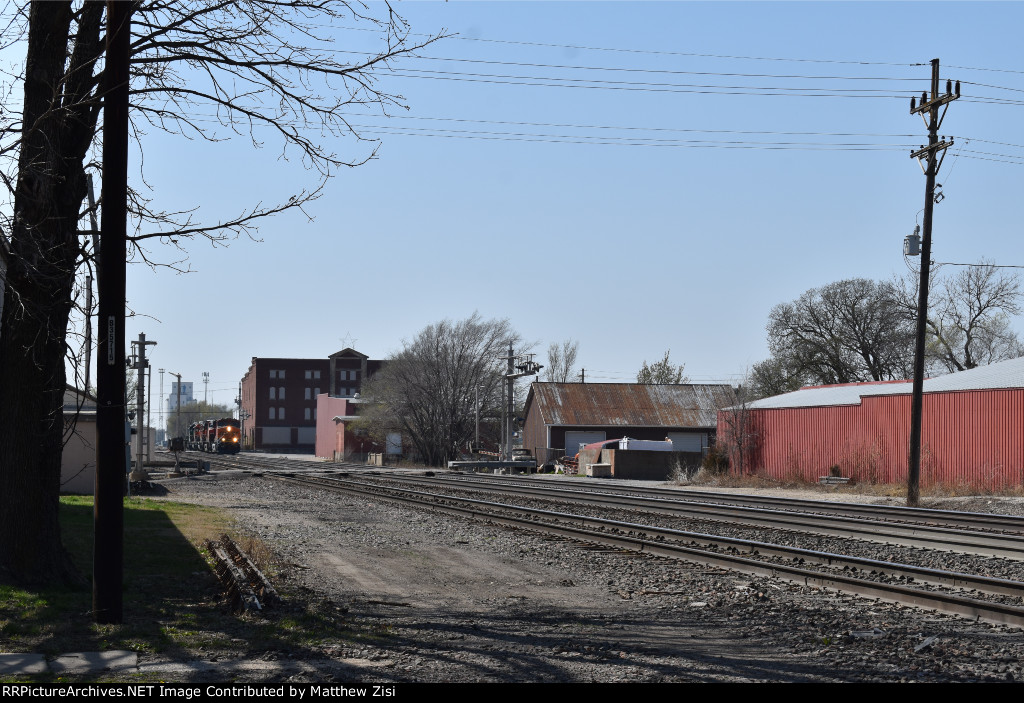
[269,407,276,420]
[314,387,320,397]
[304,388,311,400]
[314,370,321,379]
[278,370,285,379]
[279,407,285,420]
[269,387,276,400]
[314,408,318,420]
[270,370,277,379]
[304,370,312,380]
[304,408,311,420]
[279,387,285,400]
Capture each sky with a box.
[99,1,1024,414]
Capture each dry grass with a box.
[0,496,375,683]
[686,469,1024,498]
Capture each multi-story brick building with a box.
[239,348,383,452]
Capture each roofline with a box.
[546,423,715,429]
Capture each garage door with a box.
[262,427,291,445]
[667,432,705,452]
[563,431,606,456]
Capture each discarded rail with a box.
[205,534,281,613]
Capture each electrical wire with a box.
[933,262,1024,269]
[331,24,925,66]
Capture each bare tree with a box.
[544,339,579,383]
[748,357,805,399]
[716,382,758,475]
[766,278,913,385]
[894,261,1023,373]
[637,349,689,384]
[359,314,521,467]
[0,1,440,583]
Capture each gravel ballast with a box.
[153,471,1024,683]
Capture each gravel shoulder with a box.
[150,471,1024,683]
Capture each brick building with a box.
[239,348,383,452]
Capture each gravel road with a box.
[153,471,1024,683]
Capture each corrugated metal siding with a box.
[522,389,547,458]
[532,382,731,428]
[729,388,1024,488]
[749,355,1024,410]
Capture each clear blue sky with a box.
[113,1,1024,412]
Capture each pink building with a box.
[315,394,381,461]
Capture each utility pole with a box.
[907,59,959,507]
[202,371,209,404]
[130,333,156,483]
[498,344,544,460]
[158,368,165,445]
[170,372,183,440]
[505,343,514,460]
[94,0,132,626]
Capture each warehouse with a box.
[523,382,732,468]
[723,356,1024,488]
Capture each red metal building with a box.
[720,357,1024,488]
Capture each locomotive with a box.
[187,417,241,454]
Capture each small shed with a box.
[62,386,97,495]
[522,382,732,468]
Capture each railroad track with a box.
[180,452,1024,558]
[262,471,1024,629]
[181,452,1024,536]
[434,472,1024,534]
[312,471,1024,561]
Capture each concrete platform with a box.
[0,651,136,677]
[0,651,386,681]
[0,653,47,676]
[50,650,138,674]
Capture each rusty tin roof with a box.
[527,382,732,429]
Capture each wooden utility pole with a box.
[94,0,132,625]
[907,59,959,506]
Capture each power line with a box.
[385,68,917,97]
[333,24,925,66]
[315,46,1024,97]
[935,262,1024,269]
[136,109,1024,161]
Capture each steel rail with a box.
[188,451,1024,533]
[437,472,1024,533]
[342,472,1024,561]
[269,473,1024,629]
[187,453,1024,558]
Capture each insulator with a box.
[911,96,916,111]
[955,80,961,97]
[922,91,927,104]
[946,79,952,95]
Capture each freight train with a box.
[187,417,241,454]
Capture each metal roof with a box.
[747,355,1024,410]
[528,382,732,428]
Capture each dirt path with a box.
[150,471,1024,683]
